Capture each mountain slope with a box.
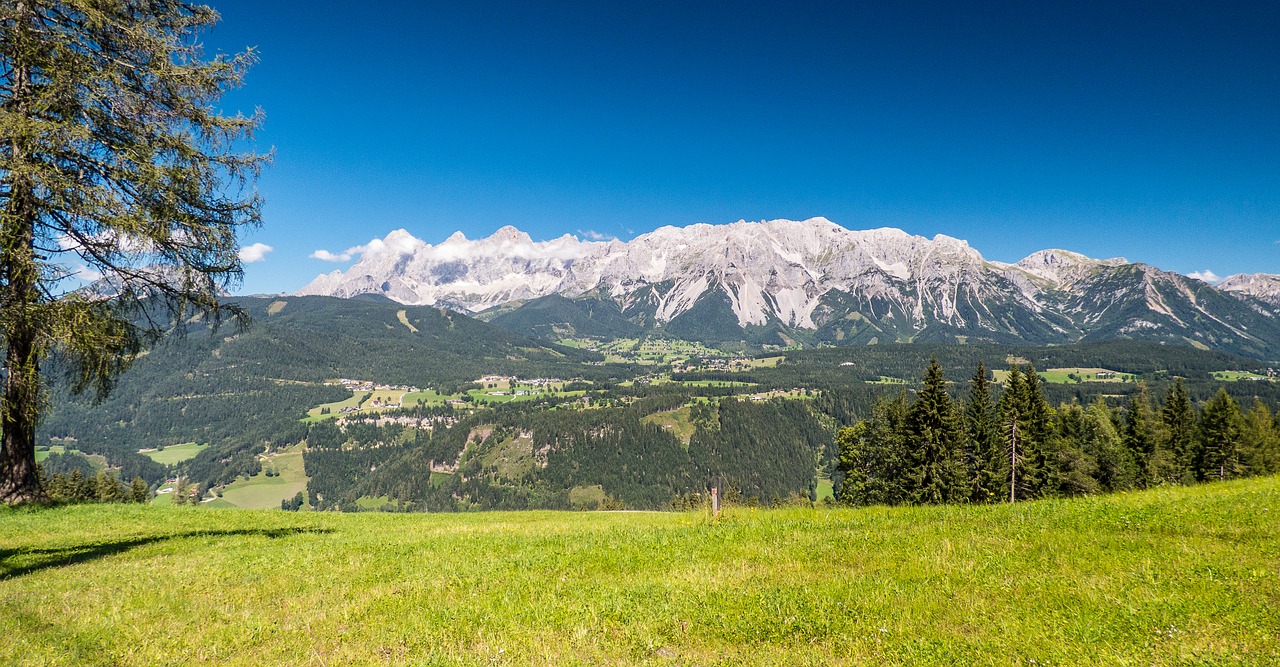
[297,218,1280,358]
[39,296,615,486]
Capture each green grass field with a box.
[34,445,109,471]
[213,443,308,510]
[642,406,697,445]
[34,445,64,463]
[4,478,1279,665]
[402,389,455,406]
[304,390,371,421]
[993,367,1135,384]
[356,495,392,510]
[138,442,208,465]
[1212,370,1274,382]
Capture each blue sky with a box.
[205,1,1280,294]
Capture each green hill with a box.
[3,477,1278,665]
[485,293,644,340]
[37,295,619,489]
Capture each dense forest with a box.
[836,359,1280,506]
[297,395,831,511]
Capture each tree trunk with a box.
[0,179,41,503]
[0,177,43,503]
[0,332,42,504]
[1,4,43,504]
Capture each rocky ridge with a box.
[296,218,1280,357]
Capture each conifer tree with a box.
[834,421,866,504]
[998,366,1024,502]
[128,476,149,503]
[999,366,1051,500]
[93,469,123,502]
[1160,378,1198,484]
[1123,383,1174,486]
[0,2,264,503]
[904,357,964,504]
[65,468,89,500]
[1240,399,1280,477]
[1122,383,1155,477]
[1198,388,1243,481]
[1017,365,1052,497]
[965,361,1004,503]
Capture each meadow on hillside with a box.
[2,478,1278,666]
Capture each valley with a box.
[29,294,1280,513]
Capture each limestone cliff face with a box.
[296,217,1280,354]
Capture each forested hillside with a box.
[38,296,618,488]
[36,295,1280,511]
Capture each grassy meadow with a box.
[2,478,1279,665]
[137,442,208,466]
[213,443,309,510]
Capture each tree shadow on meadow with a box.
[0,526,334,580]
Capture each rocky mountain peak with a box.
[294,218,1280,357]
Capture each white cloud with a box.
[238,242,273,263]
[310,248,358,262]
[57,233,82,251]
[1188,269,1221,283]
[72,265,103,282]
[311,229,425,263]
[577,229,617,242]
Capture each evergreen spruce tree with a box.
[997,366,1024,502]
[904,357,964,504]
[1198,388,1244,481]
[965,361,1004,503]
[1160,378,1199,484]
[65,468,89,500]
[0,2,265,503]
[833,421,865,504]
[999,366,1051,500]
[128,476,149,503]
[1123,383,1154,483]
[1240,399,1280,477]
[93,469,123,502]
[1018,365,1052,497]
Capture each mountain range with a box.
[297,218,1280,358]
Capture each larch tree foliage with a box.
[0,1,263,503]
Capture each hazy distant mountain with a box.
[297,218,1280,358]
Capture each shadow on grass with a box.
[0,526,333,580]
